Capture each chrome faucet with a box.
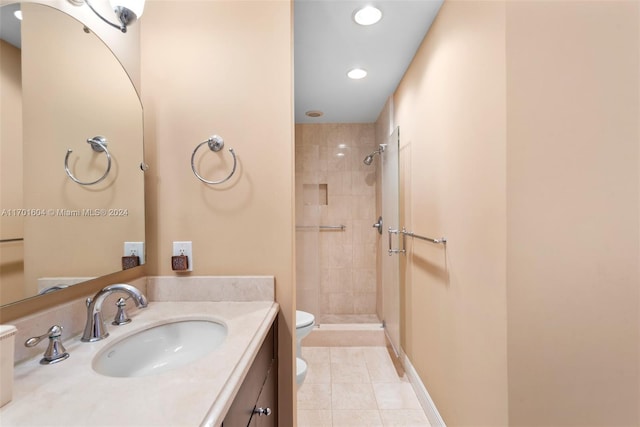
[25,325,70,365]
[81,283,148,342]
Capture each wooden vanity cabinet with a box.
[222,321,277,427]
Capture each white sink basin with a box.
[92,319,227,377]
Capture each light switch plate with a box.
[124,242,145,265]
[172,241,193,272]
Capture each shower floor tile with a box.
[298,347,431,427]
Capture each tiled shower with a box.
[295,123,380,324]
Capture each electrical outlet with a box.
[172,241,193,272]
[124,242,145,265]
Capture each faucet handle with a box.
[25,325,70,365]
[112,297,132,326]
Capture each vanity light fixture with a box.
[71,0,145,33]
[347,68,368,80]
[353,5,382,26]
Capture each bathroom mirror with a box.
[0,2,145,306]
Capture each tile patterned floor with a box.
[297,347,431,427]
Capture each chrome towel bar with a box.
[388,227,446,255]
[0,238,24,243]
[296,225,346,231]
[402,228,447,245]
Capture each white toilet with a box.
[296,358,308,388]
[296,310,315,387]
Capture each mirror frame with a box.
[0,1,146,321]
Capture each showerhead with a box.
[363,144,386,166]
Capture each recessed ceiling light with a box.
[347,68,367,80]
[13,10,23,20]
[305,110,324,118]
[353,6,382,26]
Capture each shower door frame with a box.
[381,126,401,357]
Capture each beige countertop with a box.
[0,301,279,427]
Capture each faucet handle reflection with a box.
[81,283,148,342]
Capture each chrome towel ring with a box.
[191,135,237,185]
[64,136,112,186]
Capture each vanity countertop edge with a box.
[201,301,279,427]
[0,301,279,427]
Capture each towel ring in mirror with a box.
[64,136,112,186]
[191,135,237,185]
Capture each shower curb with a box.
[302,324,385,347]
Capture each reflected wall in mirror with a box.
[0,2,144,306]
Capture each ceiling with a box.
[2,1,443,124]
[0,3,21,48]
[294,0,443,124]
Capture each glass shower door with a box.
[295,142,321,317]
[382,126,401,355]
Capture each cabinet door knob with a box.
[253,407,272,416]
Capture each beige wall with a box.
[139,1,295,425]
[391,0,639,425]
[506,2,639,425]
[295,123,378,323]
[392,1,509,425]
[0,39,25,304]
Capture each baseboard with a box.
[401,350,447,427]
[383,329,405,377]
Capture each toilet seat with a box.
[296,310,315,329]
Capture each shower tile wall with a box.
[296,123,378,323]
